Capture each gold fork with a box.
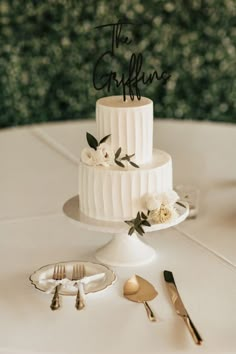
[72,264,85,310]
[50,264,66,311]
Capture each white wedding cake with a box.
[79,96,177,224]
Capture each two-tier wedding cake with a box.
[79,96,178,225]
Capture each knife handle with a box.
[183,315,203,345]
[143,301,156,322]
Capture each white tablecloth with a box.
[0,119,235,354]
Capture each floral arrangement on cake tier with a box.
[125,190,179,236]
[81,132,139,168]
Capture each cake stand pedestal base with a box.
[95,233,156,267]
[63,196,189,267]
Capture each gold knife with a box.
[164,270,203,345]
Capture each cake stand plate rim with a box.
[63,195,189,234]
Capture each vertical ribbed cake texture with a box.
[96,96,153,165]
[79,151,172,221]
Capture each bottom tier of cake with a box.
[78,149,172,222]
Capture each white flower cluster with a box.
[81,143,114,167]
[145,191,179,224]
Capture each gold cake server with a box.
[124,275,158,322]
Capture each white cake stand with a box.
[63,196,189,267]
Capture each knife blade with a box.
[164,270,203,345]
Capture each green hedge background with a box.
[0,0,235,128]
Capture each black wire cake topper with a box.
[93,19,171,101]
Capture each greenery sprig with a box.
[114,147,139,168]
[86,133,139,169]
[86,132,111,150]
[125,211,151,236]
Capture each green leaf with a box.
[141,212,148,219]
[121,156,128,161]
[115,147,122,159]
[129,161,139,168]
[128,153,135,159]
[135,225,144,236]
[86,132,98,150]
[99,134,111,144]
[137,211,141,222]
[142,220,151,227]
[139,225,145,233]
[128,226,135,236]
[115,160,125,168]
[125,220,134,226]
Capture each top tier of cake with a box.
[96,96,153,165]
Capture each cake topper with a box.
[93,19,171,101]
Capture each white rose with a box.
[145,190,179,211]
[145,194,162,211]
[97,143,115,166]
[81,147,98,166]
[161,190,179,206]
[81,144,115,167]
